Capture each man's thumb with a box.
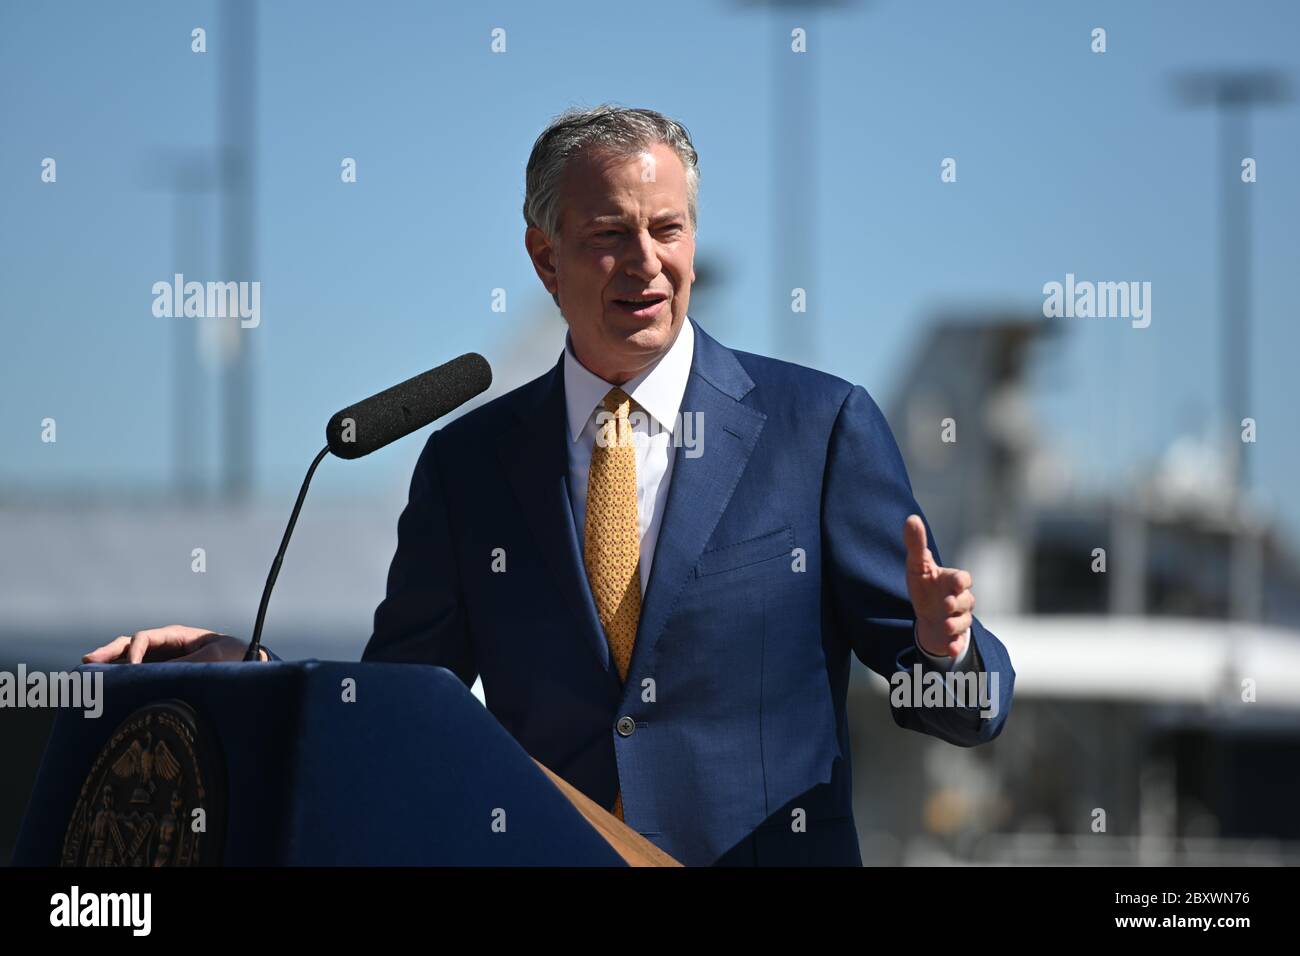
[904,515,929,571]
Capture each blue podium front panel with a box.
[14,661,625,866]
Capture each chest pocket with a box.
[696,526,794,577]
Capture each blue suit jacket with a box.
[362,317,1015,866]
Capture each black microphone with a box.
[243,353,493,662]
[326,352,492,460]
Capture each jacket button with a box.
[616,716,636,737]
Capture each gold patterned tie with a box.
[583,386,642,822]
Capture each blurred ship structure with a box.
[847,311,1300,865]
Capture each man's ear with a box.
[524,226,559,298]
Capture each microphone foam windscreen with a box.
[326,352,492,459]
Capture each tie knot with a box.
[602,386,634,419]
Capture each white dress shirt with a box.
[564,316,695,597]
[561,316,970,670]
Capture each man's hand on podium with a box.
[83,625,269,664]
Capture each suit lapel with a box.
[627,321,767,685]
[497,322,767,692]
[498,357,616,683]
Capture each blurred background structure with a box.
[2,0,1298,864]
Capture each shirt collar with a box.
[563,316,695,443]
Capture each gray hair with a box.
[523,104,700,238]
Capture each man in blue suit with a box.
[89,104,1014,866]
[364,104,1015,865]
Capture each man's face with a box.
[525,142,695,385]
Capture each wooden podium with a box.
[532,758,681,866]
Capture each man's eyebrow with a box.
[584,211,687,226]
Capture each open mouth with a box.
[611,294,668,317]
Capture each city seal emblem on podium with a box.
[61,699,226,866]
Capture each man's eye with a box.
[597,230,621,238]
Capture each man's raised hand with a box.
[903,515,973,660]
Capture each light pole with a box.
[1172,69,1290,496]
[740,0,859,366]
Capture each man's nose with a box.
[623,230,662,279]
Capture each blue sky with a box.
[2,0,1298,539]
